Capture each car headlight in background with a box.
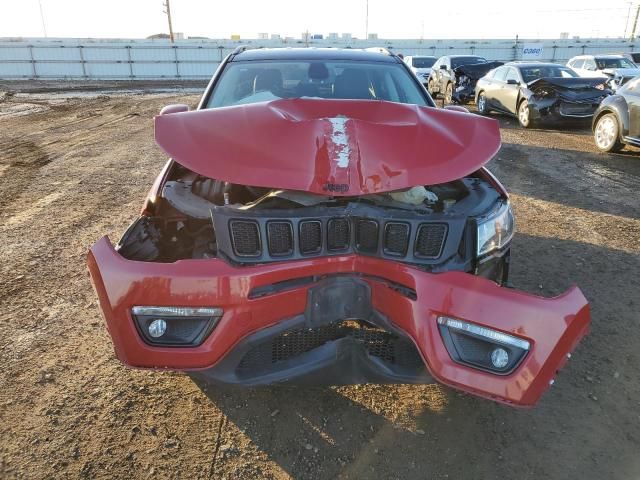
[132,306,223,346]
[437,316,530,374]
[476,200,515,256]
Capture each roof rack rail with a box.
[364,47,393,56]
[231,45,251,55]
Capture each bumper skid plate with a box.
[88,236,590,407]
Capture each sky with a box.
[1,0,638,40]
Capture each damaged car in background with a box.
[88,48,590,407]
[475,62,611,128]
[452,60,503,104]
[427,55,492,104]
[567,54,640,92]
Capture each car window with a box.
[584,59,597,70]
[571,59,585,69]
[412,57,436,68]
[520,65,578,83]
[493,67,508,82]
[207,60,430,108]
[450,56,487,69]
[505,68,520,83]
[595,57,636,69]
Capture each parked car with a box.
[451,60,503,104]
[628,52,640,64]
[403,55,437,86]
[87,47,589,407]
[592,75,640,152]
[567,54,640,91]
[475,62,611,128]
[427,55,488,103]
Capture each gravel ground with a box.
[0,89,639,479]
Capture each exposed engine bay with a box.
[117,163,503,277]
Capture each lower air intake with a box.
[356,219,379,252]
[237,320,424,375]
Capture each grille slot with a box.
[237,320,424,374]
[384,222,410,256]
[356,219,379,252]
[267,221,293,256]
[230,220,261,257]
[299,221,322,254]
[415,223,447,258]
[327,218,350,251]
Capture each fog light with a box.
[132,306,223,347]
[148,319,167,338]
[491,348,509,369]
[437,316,530,374]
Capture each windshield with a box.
[520,66,578,83]
[451,56,487,69]
[412,57,436,68]
[595,57,637,69]
[207,60,429,108]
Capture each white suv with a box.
[567,54,640,91]
[403,55,437,86]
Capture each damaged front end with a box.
[526,77,611,122]
[453,61,503,104]
[88,98,589,407]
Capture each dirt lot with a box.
[1,88,639,480]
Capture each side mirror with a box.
[440,64,448,70]
[160,104,190,115]
[444,105,469,113]
[506,79,519,85]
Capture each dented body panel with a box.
[154,99,501,195]
[88,237,589,406]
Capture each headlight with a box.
[476,201,515,256]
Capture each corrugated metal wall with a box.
[1,38,638,80]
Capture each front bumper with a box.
[88,236,590,407]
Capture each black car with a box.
[428,55,488,103]
[475,62,611,128]
[592,76,640,152]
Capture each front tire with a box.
[477,92,489,115]
[428,79,437,99]
[517,100,536,128]
[444,83,453,104]
[594,113,624,153]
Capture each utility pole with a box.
[365,0,369,40]
[38,0,47,37]
[163,0,175,43]
[631,3,640,40]
[624,1,633,38]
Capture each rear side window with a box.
[493,67,508,82]
[571,59,584,69]
[505,68,519,83]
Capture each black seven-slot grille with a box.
[212,204,462,266]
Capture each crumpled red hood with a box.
[155,98,501,196]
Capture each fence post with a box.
[173,45,180,78]
[513,35,519,61]
[552,44,557,62]
[29,45,37,79]
[78,45,87,79]
[126,45,134,79]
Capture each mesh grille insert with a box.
[267,221,293,256]
[415,223,447,258]
[237,320,424,374]
[230,221,260,256]
[356,219,379,252]
[299,221,322,254]
[327,218,350,250]
[384,223,410,256]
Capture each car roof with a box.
[232,47,399,63]
[409,55,437,59]
[593,54,626,59]
[445,54,486,58]
[505,62,565,68]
